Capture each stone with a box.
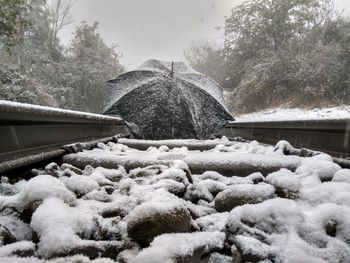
[133,231,226,262]
[184,183,214,203]
[325,220,337,237]
[247,172,265,184]
[215,184,275,212]
[231,244,242,263]
[101,207,122,218]
[0,225,16,246]
[200,252,233,263]
[50,240,130,260]
[234,235,272,263]
[125,197,192,245]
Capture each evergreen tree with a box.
[63,22,125,112]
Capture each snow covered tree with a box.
[184,40,228,89]
[222,0,349,112]
[0,0,59,106]
[62,22,125,113]
[0,0,31,47]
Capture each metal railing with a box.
[0,101,129,172]
[218,119,350,158]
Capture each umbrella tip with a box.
[170,61,174,78]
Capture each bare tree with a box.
[47,0,73,50]
[184,39,227,88]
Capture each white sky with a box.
[58,0,350,70]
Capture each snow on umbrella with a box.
[103,59,234,139]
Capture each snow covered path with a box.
[0,138,349,262]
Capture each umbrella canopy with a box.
[104,59,234,139]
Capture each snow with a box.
[0,175,76,213]
[299,182,350,206]
[124,190,189,224]
[236,106,350,122]
[333,169,350,183]
[296,156,341,181]
[225,170,350,262]
[0,215,32,241]
[64,175,100,196]
[0,257,42,263]
[0,241,36,257]
[266,169,301,193]
[152,167,190,186]
[133,231,226,263]
[88,171,114,186]
[275,140,293,154]
[234,235,273,259]
[195,212,229,232]
[195,171,253,185]
[1,137,350,262]
[215,183,275,204]
[30,197,89,258]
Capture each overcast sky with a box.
[58,0,350,69]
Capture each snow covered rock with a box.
[151,179,186,197]
[200,252,233,263]
[31,197,89,258]
[299,181,350,206]
[226,197,350,262]
[181,200,216,219]
[4,175,77,213]
[296,155,341,181]
[332,169,350,183]
[0,225,16,246]
[88,172,114,186]
[214,183,275,212]
[2,137,350,262]
[184,183,214,203]
[196,179,227,197]
[0,215,32,242]
[64,175,99,197]
[265,169,301,198]
[152,167,191,186]
[125,194,191,244]
[0,177,18,196]
[0,241,36,258]
[82,189,112,202]
[89,166,126,182]
[233,235,273,262]
[31,198,131,259]
[246,172,265,184]
[195,212,229,232]
[129,165,165,179]
[133,231,226,263]
[274,140,293,154]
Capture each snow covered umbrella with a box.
[104,59,234,139]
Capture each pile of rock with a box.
[0,141,349,263]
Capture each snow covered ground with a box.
[0,138,349,262]
[236,106,350,122]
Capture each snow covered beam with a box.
[62,150,302,177]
